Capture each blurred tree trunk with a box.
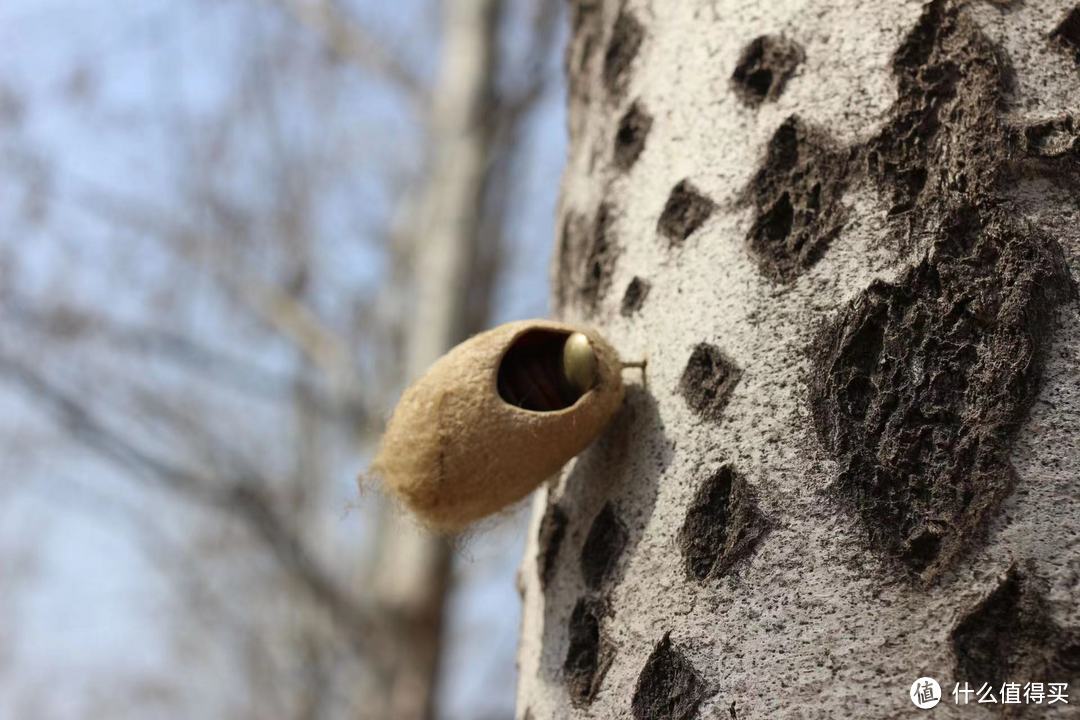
[517,0,1080,717]
[371,1,504,718]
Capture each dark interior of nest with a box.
[497,329,584,412]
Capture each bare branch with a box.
[73,186,375,419]
[0,352,392,667]
[273,0,425,103]
[5,297,357,425]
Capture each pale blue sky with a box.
[0,1,566,717]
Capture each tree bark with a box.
[517,1,1080,717]
[370,1,503,718]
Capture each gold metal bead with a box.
[370,320,625,531]
[562,332,598,396]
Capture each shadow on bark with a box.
[534,385,672,705]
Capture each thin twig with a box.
[0,352,392,667]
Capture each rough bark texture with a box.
[519,0,1080,717]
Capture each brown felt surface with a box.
[372,319,625,530]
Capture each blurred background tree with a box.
[0,1,565,718]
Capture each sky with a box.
[0,0,567,717]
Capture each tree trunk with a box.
[517,1,1080,717]
[370,1,503,718]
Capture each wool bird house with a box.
[372,319,625,531]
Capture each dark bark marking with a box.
[658,180,716,245]
[565,1,604,144]
[620,276,651,316]
[554,211,588,315]
[810,207,1073,579]
[952,566,1080,690]
[603,11,644,99]
[678,465,771,581]
[615,100,653,171]
[537,501,568,589]
[581,502,629,589]
[1015,114,1080,161]
[1051,6,1080,65]
[804,0,1078,581]
[745,116,852,282]
[564,596,613,707]
[679,343,742,422]
[865,0,1010,223]
[631,632,711,720]
[566,1,602,97]
[581,203,619,313]
[731,35,805,106]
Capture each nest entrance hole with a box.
[497,329,583,412]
